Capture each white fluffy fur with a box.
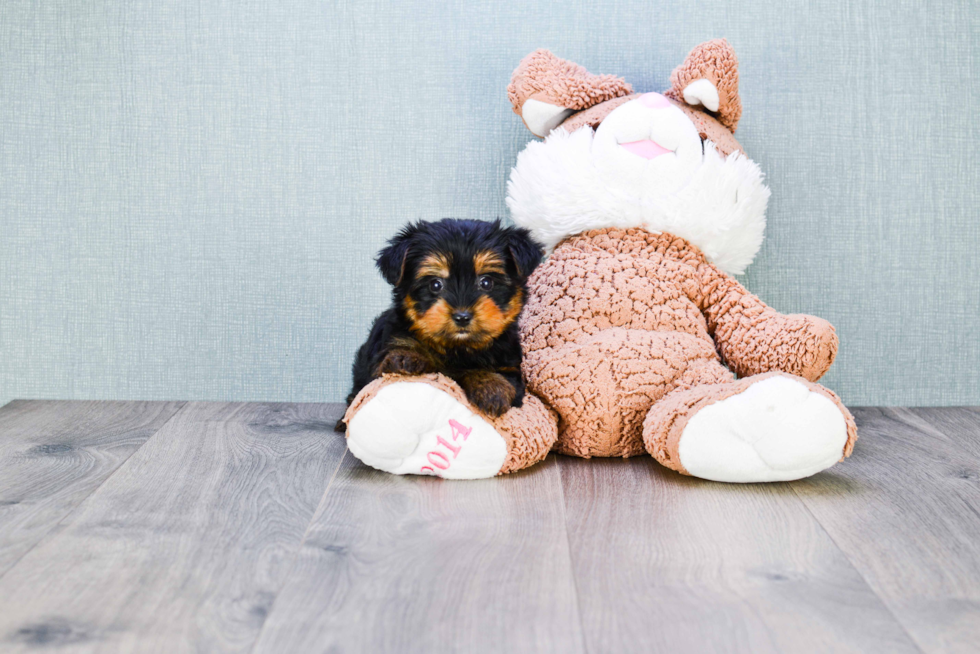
[506,127,771,275]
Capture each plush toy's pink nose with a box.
[640,92,671,109]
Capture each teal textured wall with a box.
[1,0,977,406]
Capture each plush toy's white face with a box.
[506,100,770,275]
[591,93,709,197]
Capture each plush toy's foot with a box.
[644,373,857,483]
[343,374,558,479]
[346,380,507,479]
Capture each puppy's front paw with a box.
[378,349,433,376]
[460,372,517,418]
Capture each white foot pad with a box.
[678,376,848,483]
[346,381,507,479]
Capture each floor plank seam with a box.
[0,401,189,584]
[295,447,350,549]
[788,483,927,654]
[890,408,963,449]
[245,445,350,654]
[554,455,591,654]
[905,407,980,465]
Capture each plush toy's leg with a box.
[643,372,857,483]
[342,373,557,479]
[524,328,729,458]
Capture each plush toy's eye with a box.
[479,276,494,292]
[429,279,443,293]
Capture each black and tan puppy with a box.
[336,219,543,431]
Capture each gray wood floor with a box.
[0,401,977,654]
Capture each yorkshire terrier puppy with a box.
[336,219,544,431]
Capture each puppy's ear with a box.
[376,222,422,286]
[506,227,544,281]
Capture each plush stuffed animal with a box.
[342,39,856,481]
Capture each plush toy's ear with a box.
[507,49,633,138]
[506,227,544,281]
[376,222,422,286]
[667,39,742,132]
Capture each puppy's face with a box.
[377,219,543,350]
[405,248,519,349]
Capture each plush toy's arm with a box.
[696,262,838,382]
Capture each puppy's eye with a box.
[428,279,443,293]
[479,276,494,292]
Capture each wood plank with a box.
[792,407,980,654]
[906,407,980,461]
[559,455,920,654]
[0,402,347,654]
[0,400,185,576]
[251,453,585,654]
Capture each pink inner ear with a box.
[640,92,671,109]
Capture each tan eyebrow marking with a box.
[417,253,450,279]
[474,250,505,276]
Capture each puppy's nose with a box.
[452,311,473,327]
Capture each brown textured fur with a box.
[665,38,742,132]
[519,228,857,461]
[507,49,633,117]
